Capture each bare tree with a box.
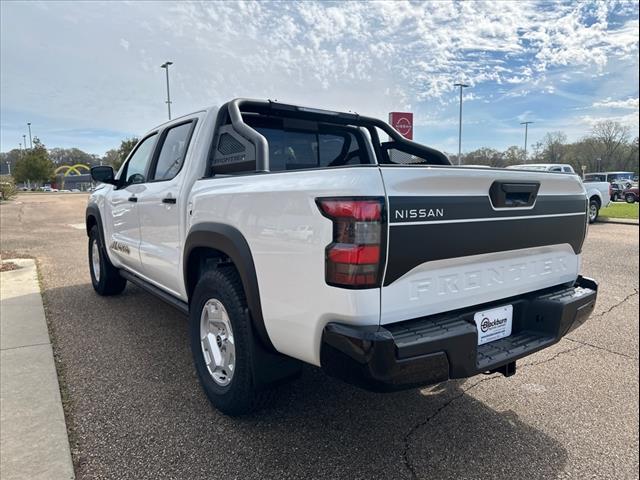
[462,147,502,166]
[587,121,630,169]
[542,132,567,164]
[503,146,525,166]
[530,141,544,162]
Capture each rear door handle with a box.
[162,197,176,204]
[128,196,138,203]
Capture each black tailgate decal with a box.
[384,195,587,285]
[389,195,586,223]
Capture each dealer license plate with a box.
[474,305,513,346]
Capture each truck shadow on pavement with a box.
[46,283,568,480]
[245,369,568,480]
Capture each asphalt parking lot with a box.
[1,193,638,480]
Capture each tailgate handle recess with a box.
[490,181,540,208]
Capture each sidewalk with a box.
[1,259,74,480]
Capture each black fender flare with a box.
[86,204,106,246]
[86,204,117,264]
[183,223,275,351]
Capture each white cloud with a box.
[592,97,639,109]
[0,0,638,154]
[579,112,639,130]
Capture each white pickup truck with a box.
[87,99,598,415]
[506,163,610,222]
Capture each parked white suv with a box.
[508,163,610,222]
[87,99,598,415]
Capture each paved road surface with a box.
[1,193,638,479]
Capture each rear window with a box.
[247,118,370,172]
[584,174,606,182]
[608,173,634,182]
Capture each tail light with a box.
[317,197,386,288]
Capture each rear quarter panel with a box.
[188,167,385,366]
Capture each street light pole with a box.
[23,134,27,151]
[520,121,533,162]
[453,82,469,165]
[160,61,173,120]
[27,123,32,148]
[6,161,11,175]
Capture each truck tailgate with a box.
[379,166,588,324]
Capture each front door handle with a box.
[128,196,137,203]
[162,197,176,204]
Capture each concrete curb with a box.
[0,259,75,480]
[597,217,639,226]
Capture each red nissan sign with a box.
[389,112,413,140]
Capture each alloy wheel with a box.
[200,299,235,386]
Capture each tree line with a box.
[452,120,639,174]
[1,119,638,186]
[0,137,139,185]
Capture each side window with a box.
[550,166,562,172]
[122,134,157,185]
[152,122,194,181]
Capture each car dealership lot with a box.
[1,193,638,480]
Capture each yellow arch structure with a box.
[54,164,90,176]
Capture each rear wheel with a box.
[88,226,127,295]
[588,199,600,223]
[190,267,275,415]
[612,193,619,202]
[625,193,636,204]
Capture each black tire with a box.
[88,225,127,295]
[612,193,619,202]
[625,194,636,204]
[588,198,600,223]
[190,267,273,416]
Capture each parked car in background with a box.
[508,163,609,222]
[624,186,638,204]
[584,171,635,188]
[610,182,626,202]
[506,163,575,173]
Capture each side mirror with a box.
[91,166,116,185]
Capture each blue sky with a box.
[1,1,638,156]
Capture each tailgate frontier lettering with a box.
[409,255,570,301]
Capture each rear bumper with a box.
[320,276,598,392]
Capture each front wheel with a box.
[190,268,273,416]
[588,199,600,223]
[88,226,127,295]
[625,194,636,204]
[612,193,619,202]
